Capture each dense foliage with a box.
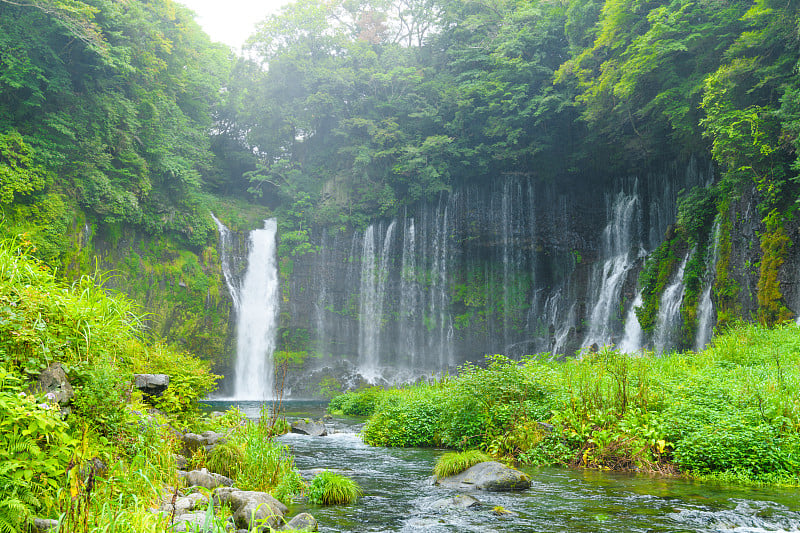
[334,323,800,485]
[0,0,232,258]
[217,0,800,231]
[0,236,221,530]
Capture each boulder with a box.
[185,468,233,490]
[182,431,226,455]
[29,363,73,405]
[281,512,318,531]
[290,419,327,436]
[175,454,188,469]
[435,461,531,491]
[213,489,288,532]
[182,432,205,455]
[134,373,170,397]
[160,492,208,516]
[429,494,481,510]
[32,518,59,532]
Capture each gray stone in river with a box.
[291,419,328,436]
[435,461,531,491]
[429,494,482,510]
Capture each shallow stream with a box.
[206,401,800,533]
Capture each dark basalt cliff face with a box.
[276,158,714,396]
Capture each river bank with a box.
[330,323,800,486]
[259,403,800,532]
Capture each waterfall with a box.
[695,219,721,351]
[399,214,419,368]
[583,191,641,347]
[654,252,690,353]
[358,225,378,380]
[211,213,240,311]
[233,219,279,400]
[618,291,644,353]
[358,221,397,381]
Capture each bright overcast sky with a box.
[177,0,290,51]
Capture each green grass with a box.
[307,471,362,505]
[207,440,245,479]
[434,450,491,479]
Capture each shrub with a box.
[434,450,491,479]
[328,387,385,416]
[307,471,361,505]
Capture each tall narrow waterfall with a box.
[618,291,644,353]
[211,213,240,311]
[695,219,721,350]
[584,191,641,347]
[399,215,419,368]
[654,252,690,353]
[358,221,397,381]
[233,219,279,400]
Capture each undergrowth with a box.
[336,323,800,485]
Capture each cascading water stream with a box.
[399,214,419,368]
[211,213,240,311]
[654,252,690,353]
[232,219,279,400]
[584,191,641,347]
[695,219,721,351]
[358,221,397,381]
[618,291,644,353]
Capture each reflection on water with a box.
[203,401,800,533]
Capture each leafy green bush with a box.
[328,387,386,416]
[0,368,75,530]
[434,450,491,479]
[307,471,361,505]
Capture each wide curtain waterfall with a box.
[238,159,714,392]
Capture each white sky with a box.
[177,0,290,51]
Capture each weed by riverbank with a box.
[330,324,800,485]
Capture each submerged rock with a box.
[435,461,531,491]
[429,494,482,510]
[291,419,327,436]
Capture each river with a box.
[205,401,800,533]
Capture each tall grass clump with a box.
[328,387,386,416]
[434,450,491,479]
[207,441,246,479]
[307,471,361,505]
[232,409,304,501]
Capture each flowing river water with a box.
[206,401,800,533]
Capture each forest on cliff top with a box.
[2,0,799,257]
